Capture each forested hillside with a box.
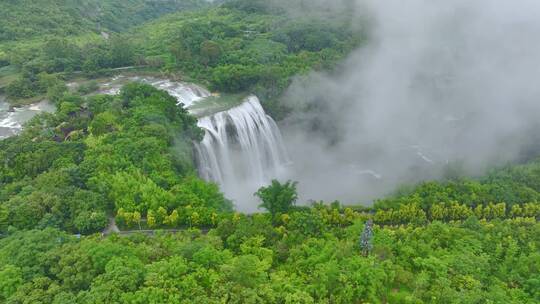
[0,214,538,303]
[1,158,539,303]
[0,83,232,234]
[0,0,210,104]
[130,1,361,117]
[1,79,539,302]
[1,0,362,117]
[0,0,207,42]
[1,1,539,303]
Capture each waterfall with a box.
[100,76,289,211]
[194,95,289,211]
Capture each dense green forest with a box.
[1,0,361,117]
[1,81,539,302]
[0,0,209,104]
[0,0,207,42]
[1,0,540,303]
[1,169,539,303]
[0,213,538,303]
[130,0,360,113]
[0,83,231,234]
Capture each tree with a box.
[157,207,168,225]
[222,255,269,289]
[116,208,128,228]
[190,211,200,227]
[46,82,68,104]
[255,180,298,216]
[74,211,108,235]
[0,265,23,300]
[109,37,134,67]
[510,204,523,217]
[89,112,118,136]
[211,64,261,92]
[133,212,142,230]
[5,76,36,99]
[147,210,157,228]
[165,210,179,227]
[200,40,221,66]
[42,38,81,72]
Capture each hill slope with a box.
[0,0,208,42]
[127,1,362,117]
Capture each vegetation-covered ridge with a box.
[0,0,209,105]
[0,205,538,303]
[1,1,539,303]
[2,0,363,118]
[0,82,539,303]
[128,0,362,118]
[0,83,232,235]
[0,0,207,43]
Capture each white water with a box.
[0,98,55,140]
[194,96,289,212]
[98,75,210,107]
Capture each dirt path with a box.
[102,217,120,235]
[102,217,210,236]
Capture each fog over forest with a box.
[281,0,540,204]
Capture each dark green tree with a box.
[200,40,221,66]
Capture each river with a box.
[0,97,55,140]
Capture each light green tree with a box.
[255,180,298,216]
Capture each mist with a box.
[280,0,540,205]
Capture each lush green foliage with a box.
[2,1,361,119]
[256,180,298,216]
[0,205,538,303]
[0,0,207,42]
[1,1,539,302]
[0,84,231,234]
[0,0,207,100]
[130,3,362,118]
[2,80,540,303]
[375,159,540,210]
[2,128,540,302]
[4,36,138,100]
